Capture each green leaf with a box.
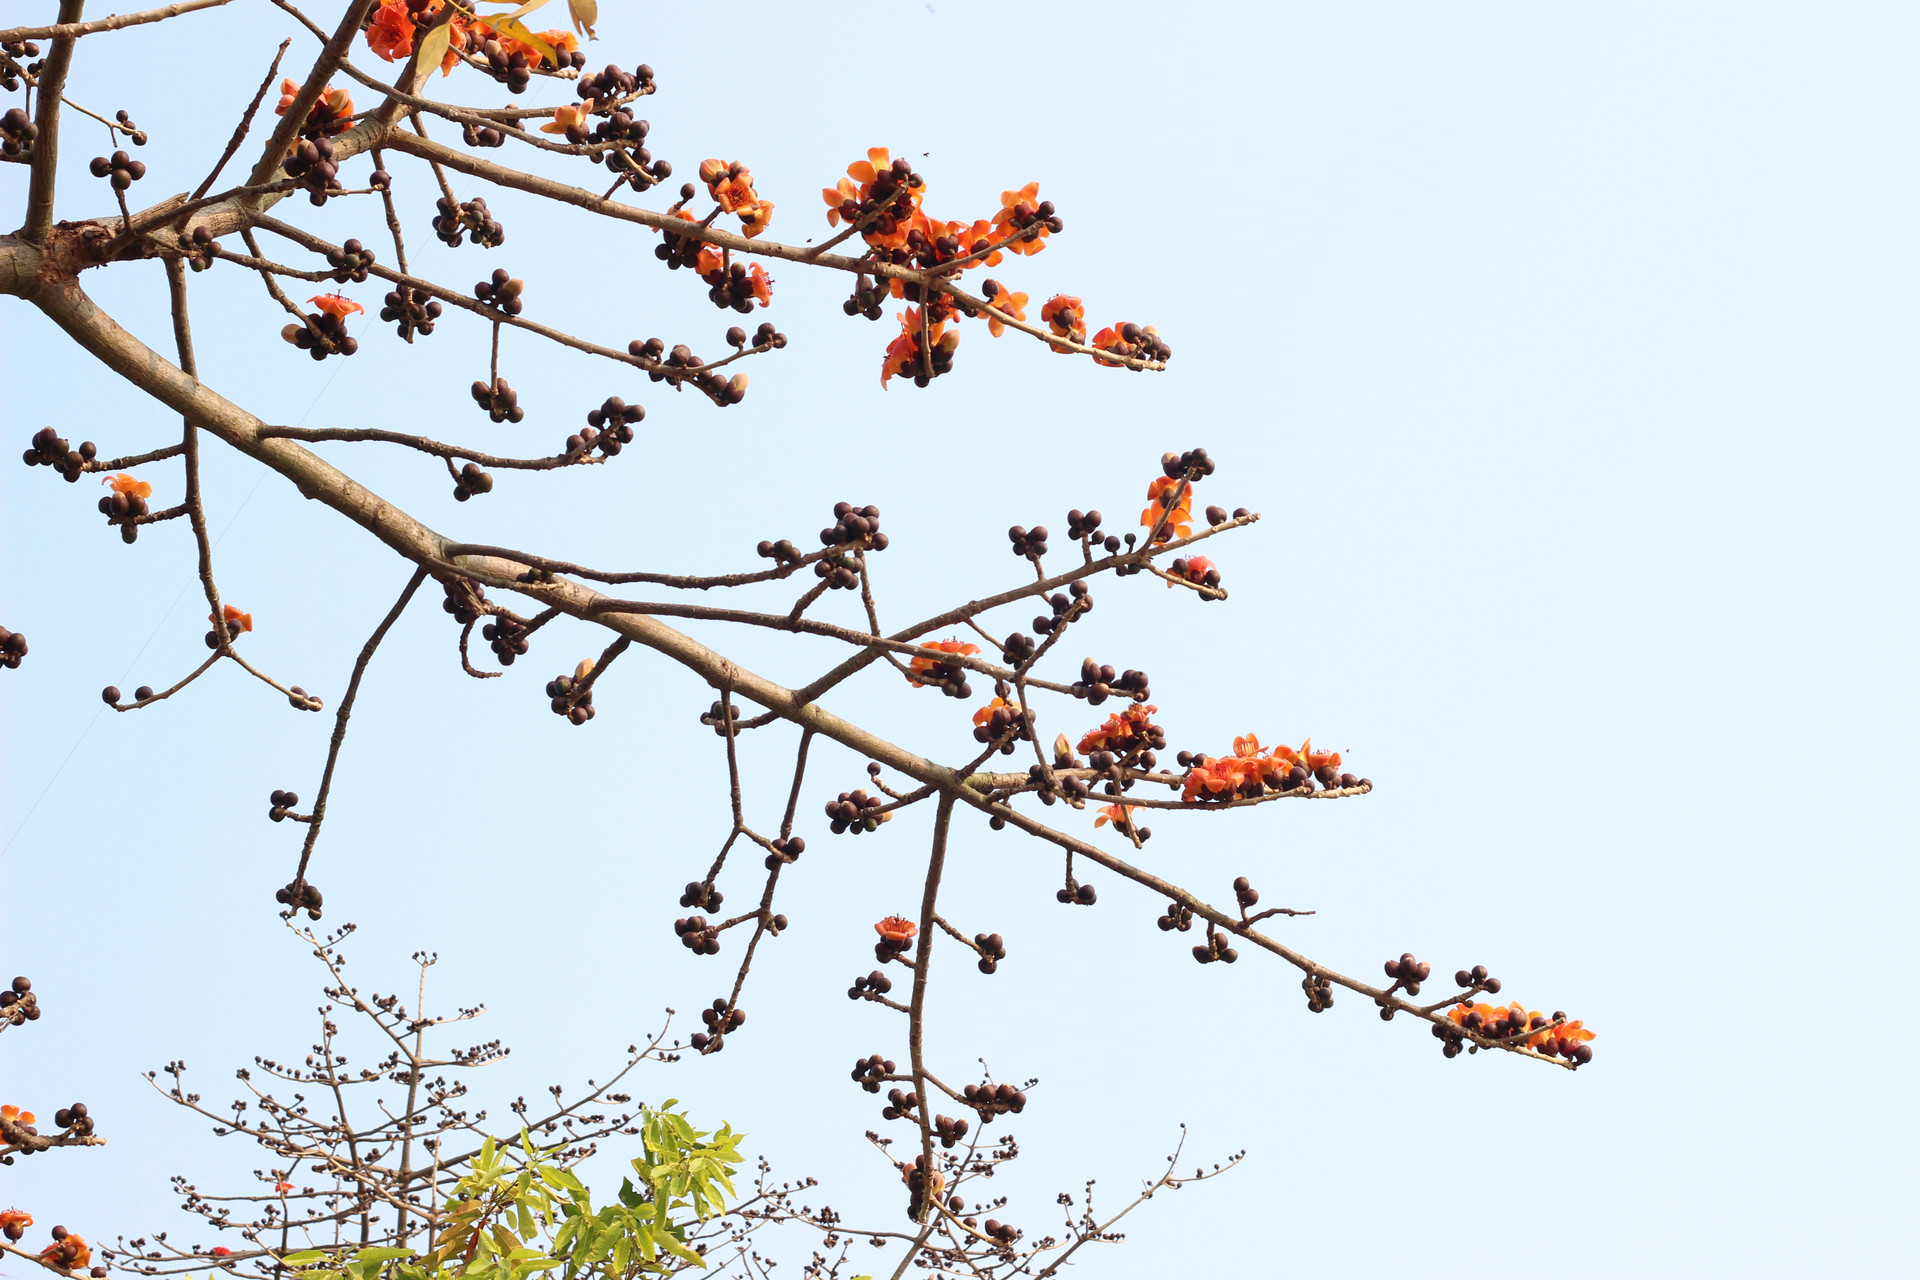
[281,1253,328,1266]
[354,1249,417,1264]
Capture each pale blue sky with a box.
[4,3,1916,1276]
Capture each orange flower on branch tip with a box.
[308,293,363,320]
[700,159,774,236]
[1040,294,1084,347]
[880,308,955,387]
[1094,803,1137,829]
[210,1247,233,1257]
[746,263,773,306]
[209,604,253,634]
[274,1181,294,1194]
[1,1207,33,1232]
[1140,474,1193,540]
[1169,555,1219,588]
[874,916,917,944]
[1077,703,1162,756]
[103,473,152,499]
[981,280,1028,337]
[365,2,415,61]
[0,1105,35,1125]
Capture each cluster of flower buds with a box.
[1,106,38,159]
[1090,321,1172,368]
[932,1112,971,1149]
[1031,578,1092,636]
[578,62,654,102]
[873,915,916,961]
[1,40,44,93]
[979,1217,1020,1246]
[88,149,145,191]
[479,613,527,664]
[1073,657,1149,706]
[451,460,494,501]
[544,661,596,724]
[0,625,24,670]
[970,697,1029,752]
[763,835,803,871]
[96,472,152,544]
[441,579,482,626]
[274,878,324,919]
[2,975,41,1026]
[284,294,362,360]
[1169,555,1222,590]
[841,273,888,321]
[827,790,888,835]
[748,538,799,569]
[850,1053,895,1093]
[999,631,1036,665]
[692,998,743,1051]
[379,284,441,339]
[1156,901,1195,932]
[180,223,221,272]
[1192,929,1239,965]
[286,684,319,710]
[849,968,896,1003]
[819,501,886,550]
[266,788,301,820]
[1233,876,1261,912]
[960,1080,1028,1117]
[22,428,94,482]
[1302,973,1335,1012]
[1441,1003,1594,1064]
[727,321,785,353]
[433,195,504,248]
[903,1154,944,1217]
[814,553,859,591]
[50,1101,94,1138]
[678,880,723,912]
[1205,503,1250,528]
[469,375,523,423]
[459,118,507,148]
[625,338,750,404]
[474,268,525,314]
[325,238,376,283]
[1055,880,1098,906]
[1453,964,1501,995]
[674,914,719,955]
[283,132,344,204]
[1383,952,1431,996]
[475,34,536,92]
[1066,508,1118,550]
[698,258,773,313]
[970,932,1007,976]
[1006,523,1049,559]
[582,396,644,453]
[204,603,252,649]
[100,683,156,706]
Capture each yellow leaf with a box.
[492,15,555,65]
[567,0,596,38]
[415,19,453,79]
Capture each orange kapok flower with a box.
[909,637,980,686]
[972,695,1021,729]
[0,1207,33,1232]
[735,198,775,238]
[746,263,773,306]
[0,1105,35,1125]
[981,281,1028,337]
[274,1181,295,1194]
[991,182,1052,256]
[1172,555,1217,587]
[42,1232,91,1269]
[1141,474,1193,540]
[881,307,942,387]
[540,100,595,135]
[365,1,415,61]
[1077,703,1161,756]
[104,473,152,500]
[276,79,354,134]
[308,293,364,320]
[1094,803,1136,829]
[210,1247,233,1257]
[210,604,253,634]
[874,915,917,944]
